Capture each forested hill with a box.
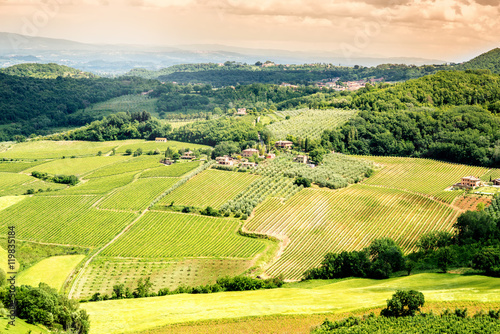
[454,48,500,73]
[0,63,95,79]
[321,70,500,167]
[0,73,158,140]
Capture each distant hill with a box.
[454,48,500,73]
[0,63,95,79]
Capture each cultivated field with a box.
[159,169,259,209]
[360,156,492,203]
[0,172,67,196]
[86,155,164,178]
[0,195,137,247]
[101,211,266,258]
[24,155,129,176]
[99,178,180,211]
[140,161,200,178]
[17,255,85,291]
[72,258,254,300]
[267,109,356,140]
[82,273,500,334]
[0,140,120,159]
[56,171,137,195]
[0,160,48,172]
[114,140,210,155]
[75,94,159,118]
[246,185,458,280]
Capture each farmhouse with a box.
[241,162,257,168]
[241,148,259,157]
[295,155,308,164]
[216,156,235,166]
[494,178,500,186]
[155,137,167,142]
[460,176,481,189]
[266,153,276,159]
[181,151,195,159]
[275,140,293,149]
[236,108,247,115]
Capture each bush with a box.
[381,290,425,317]
[294,177,312,188]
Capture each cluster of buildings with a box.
[455,176,500,189]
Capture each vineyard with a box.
[360,156,491,203]
[159,169,259,209]
[76,94,159,118]
[101,211,266,258]
[24,155,129,176]
[72,257,254,300]
[99,177,180,211]
[245,185,458,280]
[266,109,356,140]
[56,171,136,195]
[140,161,200,178]
[114,140,210,155]
[0,195,137,247]
[86,155,164,178]
[0,140,120,159]
[0,172,66,196]
[0,160,48,173]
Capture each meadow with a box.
[24,155,129,176]
[360,156,492,203]
[0,140,120,159]
[159,170,259,209]
[0,172,66,196]
[246,185,458,280]
[81,273,500,334]
[101,211,266,258]
[17,255,85,291]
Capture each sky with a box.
[0,0,499,62]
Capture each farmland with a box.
[74,94,159,118]
[56,171,137,195]
[0,195,137,247]
[114,140,211,155]
[72,258,254,300]
[140,161,200,178]
[101,211,266,258]
[267,109,356,140]
[87,155,165,178]
[81,273,500,334]
[159,169,259,209]
[0,159,49,172]
[17,255,85,291]
[360,156,492,203]
[99,177,180,211]
[245,185,458,280]
[0,140,120,159]
[24,155,129,176]
[0,172,67,196]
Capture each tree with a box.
[309,147,327,164]
[172,152,180,160]
[436,247,456,273]
[381,290,425,317]
[112,284,126,299]
[213,141,241,158]
[294,177,312,188]
[368,238,404,278]
[125,149,133,155]
[134,277,153,298]
[165,146,174,158]
[472,248,500,275]
[454,210,497,244]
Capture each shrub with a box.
[381,290,425,317]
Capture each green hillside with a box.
[0,63,95,79]
[454,48,500,73]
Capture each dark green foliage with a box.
[0,283,90,333]
[212,141,241,158]
[416,231,454,252]
[472,248,500,276]
[294,177,312,188]
[454,210,498,245]
[436,247,457,273]
[455,48,500,73]
[31,170,78,185]
[368,238,404,279]
[314,309,500,333]
[381,290,425,317]
[134,277,153,298]
[0,71,157,140]
[200,206,221,217]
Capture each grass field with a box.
[55,171,136,195]
[82,273,500,334]
[101,211,266,258]
[0,172,67,196]
[17,255,85,291]
[159,169,259,209]
[24,155,129,176]
[0,195,25,211]
[98,178,179,211]
[72,258,254,300]
[0,140,120,159]
[360,156,491,203]
[267,109,356,140]
[0,317,49,333]
[0,195,137,247]
[140,161,200,178]
[0,160,49,172]
[246,185,458,280]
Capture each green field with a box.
[0,195,137,247]
[0,160,49,172]
[267,109,356,140]
[74,94,160,118]
[0,172,67,196]
[114,140,211,155]
[86,155,166,178]
[17,255,85,291]
[24,155,129,176]
[360,156,491,203]
[71,258,254,300]
[140,161,200,178]
[246,185,457,280]
[99,178,179,211]
[159,169,259,209]
[55,171,136,195]
[481,168,500,182]
[101,211,266,258]
[0,317,49,333]
[0,140,120,159]
[82,273,500,334]
[0,195,25,211]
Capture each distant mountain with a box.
[0,63,95,79]
[454,48,500,73]
[0,32,447,75]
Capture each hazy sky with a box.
[0,0,499,61]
